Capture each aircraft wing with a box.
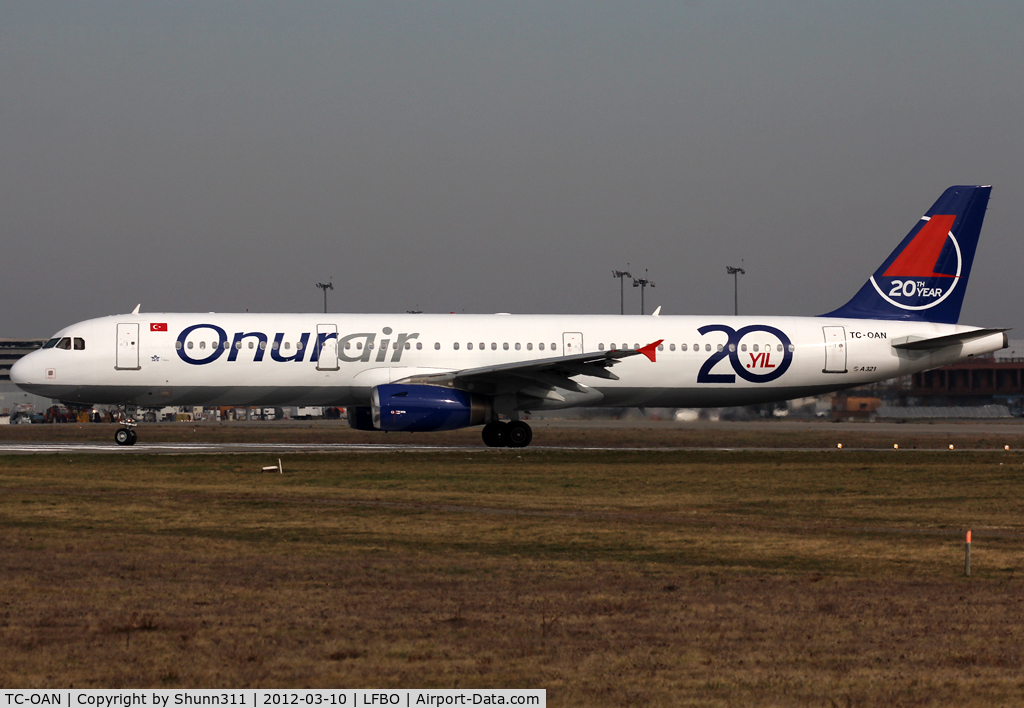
[891,328,1009,351]
[395,340,663,398]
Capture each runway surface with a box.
[0,441,1015,454]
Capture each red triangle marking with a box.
[638,339,664,362]
[883,214,957,278]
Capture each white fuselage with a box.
[11,312,1006,410]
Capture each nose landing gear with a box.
[114,405,138,446]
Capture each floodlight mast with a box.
[632,270,655,315]
[726,263,745,316]
[315,281,334,313]
[612,268,632,315]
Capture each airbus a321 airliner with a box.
[11,185,1007,448]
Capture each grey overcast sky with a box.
[2,1,1023,337]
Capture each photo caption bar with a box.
[1,691,545,708]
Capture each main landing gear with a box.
[114,405,138,446]
[481,420,533,448]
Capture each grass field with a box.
[3,441,1024,705]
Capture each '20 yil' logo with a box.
[696,324,793,384]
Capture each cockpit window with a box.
[73,337,85,350]
[43,338,59,349]
[56,337,72,350]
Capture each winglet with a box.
[638,339,663,362]
[132,304,141,315]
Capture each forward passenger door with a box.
[115,323,140,370]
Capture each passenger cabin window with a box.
[454,342,460,350]
[598,343,604,351]
[467,342,473,350]
[681,344,687,351]
[503,343,509,350]
[527,343,533,351]
[515,343,521,350]
[539,343,545,351]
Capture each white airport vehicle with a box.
[11,186,1006,447]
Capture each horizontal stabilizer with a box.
[891,328,1008,351]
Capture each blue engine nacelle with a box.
[371,384,490,432]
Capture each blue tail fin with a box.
[820,185,991,323]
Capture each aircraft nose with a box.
[9,354,32,386]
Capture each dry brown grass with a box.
[2,447,1024,706]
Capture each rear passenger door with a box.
[822,326,847,374]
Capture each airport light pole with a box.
[633,270,655,315]
[612,268,632,315]
[726,263,745,316]
[316,281,334,313]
